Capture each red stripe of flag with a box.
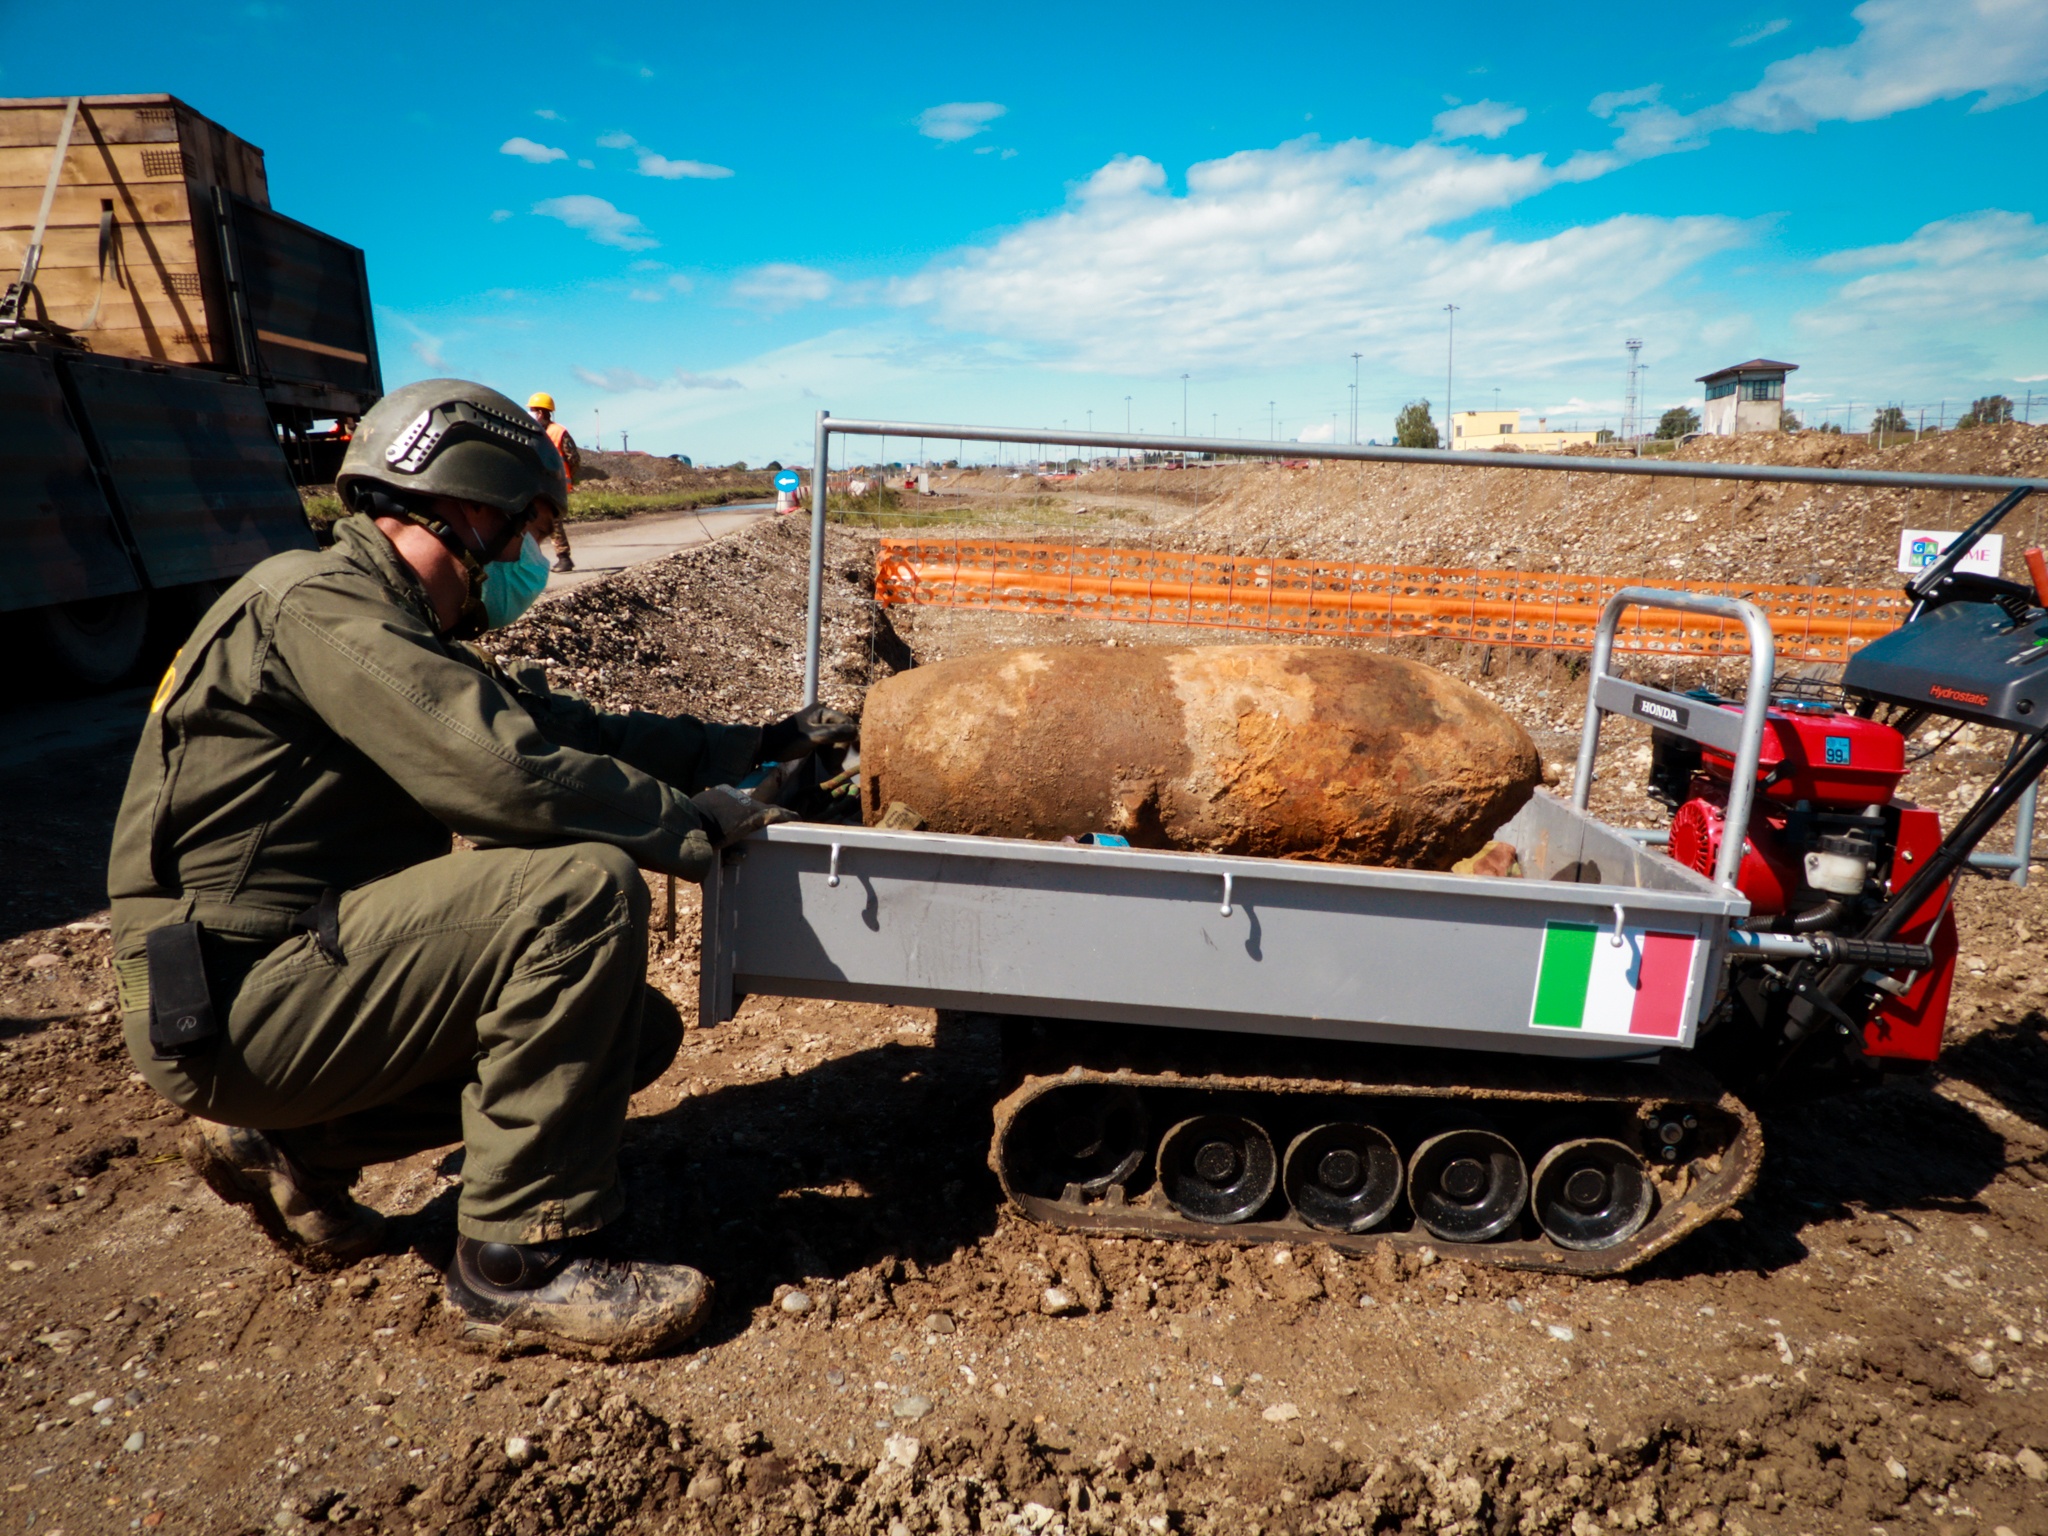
[1628,931,1693,1038]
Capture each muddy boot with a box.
[444,1236,712,1360]
[180,1120,386,1270]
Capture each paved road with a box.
[546,502,775,598]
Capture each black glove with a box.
[688,777,797,848]
[757,702,859,764]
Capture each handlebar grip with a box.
[2027,546,2048,608]
[1811,936,1935,971]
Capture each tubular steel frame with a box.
[801,411,2045,878]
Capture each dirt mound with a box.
[579,452,769,493]
[1027,423,2048,591]
[484,515,909,723]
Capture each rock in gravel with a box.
[23,953,62,970]
[503,1435,536,1467]
[2013,1446,2046,1482]
[686,1469,725,1502]
[123,1430,145,1453]
[1261,1403,1302,1422]
[1966,1350,1998,1378]
[892,1395,931,1421]
[1547,1324,1576,1342]
[880,1433,921,1472]
[779,1289,814,1315]
[36,1328,86,1351]
[923,1310,956,1335]
[1041,1285,1084,1316]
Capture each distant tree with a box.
[765,460,783,472]
[1816,421,1842,435]
[1595,427,1617,444]
[728,460,749,471]
[1394,400,1439,449]
[1868,406,1910,439]
[1779,408,1802,433]
[1955,395,2015,429]
[1655,406,1700,439]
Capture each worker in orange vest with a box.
[527,392,581,572]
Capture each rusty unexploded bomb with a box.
[859,643,1541,869]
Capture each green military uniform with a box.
[109,513,760,1243]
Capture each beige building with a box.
[1697,359,1796,435]
[1450,409,1599,452]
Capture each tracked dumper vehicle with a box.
[700,415,2048,1276]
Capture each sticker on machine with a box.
[1529,921,1697,1039]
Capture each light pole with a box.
[1125,396,1132,433]
[1351,352,1362,444]
[1442,304,1459,450]
[1269,401,1275,440]
[1181,373,1191,445]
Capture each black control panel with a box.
[1843,598,2048,728]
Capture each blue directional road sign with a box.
[774,470,801,492]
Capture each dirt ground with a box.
[4,484,2047,1535]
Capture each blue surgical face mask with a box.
[482,533,550,628]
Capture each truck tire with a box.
[35,592,151,688]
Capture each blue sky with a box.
[5,0,2046,462]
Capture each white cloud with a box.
[597,129,734,179]
[532,195,658,251]
[1295,422,1336,443]
[574,365,744,394]
[500,136,567,164]
[2019,373,2048,383]
[627,274,698,302]
[917,102,1006,142]
[1597,0,2048,157]
[894,136,1746,376]
[1732,18,1789,47]
[636,151,734,180]
[1432,100,1527,140]
[1797,211,2048,380]
[489,209,512,223]
[576,366,659,393]
[731,263,836,311]
[535,108,563,121]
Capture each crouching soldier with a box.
[107,379,854,1358]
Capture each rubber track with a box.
[989,1055,1762,1278]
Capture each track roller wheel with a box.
[1407,1129,1527,1243]
[1158,1114,1276,1224]
[1008,1086,1148,1199]
[1531,1138,1655,1250]
[1283,1123,1402,1233]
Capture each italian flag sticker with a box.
[1530,921,1696,1039]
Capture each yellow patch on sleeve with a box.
[149,649,182,714]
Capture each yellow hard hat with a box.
[527,391,556,412]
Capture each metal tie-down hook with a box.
[828,843,842,888]
[1611,902,1627,947]
[1220,872,1234,918]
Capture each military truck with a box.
[2,94,381,686]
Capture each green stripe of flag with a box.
[1532,922,1599,1029]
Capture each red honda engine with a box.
[1651,699,1956,1061]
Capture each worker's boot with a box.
[444,1235,712,1360]
[180,1120,386,1270]
[552,554,574,573]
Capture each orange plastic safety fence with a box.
[874,538,1910,664]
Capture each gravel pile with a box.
[1035,424,2048,590]
[483,516,907,724]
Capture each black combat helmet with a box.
[338,379,570,533]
